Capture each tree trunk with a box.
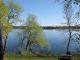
[67,24,71,55]
[0,28,3,60]
[67,31,71,55]
[26,39,30,51]
[0,17,3,60]
[3,36,7,55]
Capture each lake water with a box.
[4,29,80,55]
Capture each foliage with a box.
[0,0,9,18]
[0,0,22,40]
[17,14,48,54]
[0,0,22,57]
[25,14,48,47]
[2,19,12,40]
[0,0,11,42]
[8,0,22,24]
[55,0,80,5]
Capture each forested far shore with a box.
[13,26,80,29]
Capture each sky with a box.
[13,0,65,26]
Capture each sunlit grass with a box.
[4,53,59,60]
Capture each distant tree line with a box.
[13,25,80,29]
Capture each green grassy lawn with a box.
[4,53,80,60]
[4,53,59,60]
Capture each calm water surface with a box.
[4,29,80,55]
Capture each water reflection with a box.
[4,29,80,55]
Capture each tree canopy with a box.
[0,0,22,59]
[17,14,49,55]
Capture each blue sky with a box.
[13,0,65,26]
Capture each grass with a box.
[4,53,80,60]
[4,53,59,60]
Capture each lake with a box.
[4,29,80,55]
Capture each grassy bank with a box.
[4,53,59,60]
[4,52,80,60]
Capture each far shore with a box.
[13,26,80,29]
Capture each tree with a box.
[25,14,48,51]
[18,14,48,55]
[0,0,22,59]
[55,0,80,54]
[63,0,80,54]
[63,0,73,54]
[0,0,9,59]
[2,20,12,54]
[2,0,22,54]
